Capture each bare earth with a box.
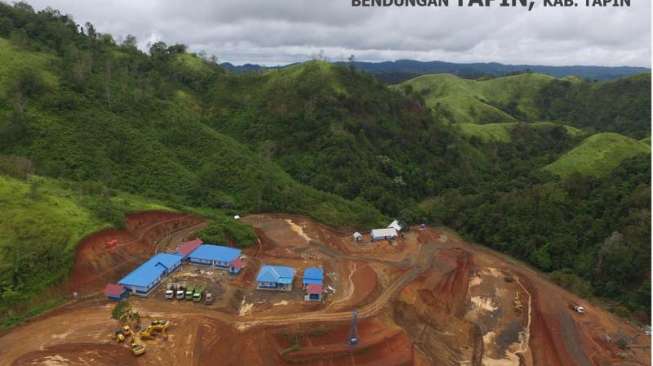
[0,213,649,366]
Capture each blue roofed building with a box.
[256,265,295,291]
[118,253,183,296]
[187,244,242,273]
[302,267,324,287]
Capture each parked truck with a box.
[193,287,204,302]
[185,286,195,300]
[176,284,186,300]
[165,283,176,300]
[204,292,214,305]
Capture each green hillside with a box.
[544,133,650,177]
[0,174,168,324]
[397,73,555,123]
[0,2,650,321]
[456,121,583,143]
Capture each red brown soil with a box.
[12,343,137,366]
[1,215,649,366]
[271,318,413,366]
[66,211,204,295]
[330,262,379,311]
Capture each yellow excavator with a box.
[113,318,170,357]
[113,324,146,356]
[139,319,170,340]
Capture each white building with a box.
[388,220,402,232]
[371,228,398,241]
[353,232,363,241]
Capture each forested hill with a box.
[0,2,650,323]
[221,59,650,83]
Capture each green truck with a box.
[185,285,195,300]
[193,286,204,302]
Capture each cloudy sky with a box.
[24,0,651,67]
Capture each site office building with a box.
[118,253,183,296]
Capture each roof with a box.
[371,228,398,238]
[232,257,243,269]
[104,283,126,297]
[188,244,241,263]
[176,239,203,257]
[119,253,183,288]
[388,220,402,231]
[257,265,295,285]
[303,267,324,281]
[306,284,323,294]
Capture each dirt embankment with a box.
[394,247,481,366]
[66,211,205,295]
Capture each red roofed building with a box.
[105,283,127,301]
[230,257,244,274]
[305,284,323,302]
[176,239,203,258]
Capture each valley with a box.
[0,3,650,365]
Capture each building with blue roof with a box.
[187,244,242,273]
[118,253,183,296]
[256,265,295,291]
[302,267,324,287]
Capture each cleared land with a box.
[0,213,649,366]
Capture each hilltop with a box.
[222,59,651,83]
[544,133,651,178]
[398,72,651,139]
[397,72,555,123]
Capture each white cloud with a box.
[23,0,651,66]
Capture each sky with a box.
[23,0,652,67]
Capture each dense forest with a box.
[0,2,650,324]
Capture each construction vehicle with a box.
[570,303,585,314]
[193,287,204,302]
[176,284,186,300]
[204,292,214,305]
[130,338,146,356]
[113,325,145,355]
[139,319,170,340]
[185,285,195,300]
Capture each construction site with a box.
[0,211,650,366]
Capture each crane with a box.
[348,310,359,346]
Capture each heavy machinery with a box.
[204,292,214,305]
[185,285,195,300]
[139,320,170,340]
[113,325,146,356]
[130,339,146,356]
[348,310,359,346]
[193,287,204,302]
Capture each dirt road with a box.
[0,214,649,366]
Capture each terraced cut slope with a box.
[397,73,555,123]
[0,215,649,366]
[544,133,651,177]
